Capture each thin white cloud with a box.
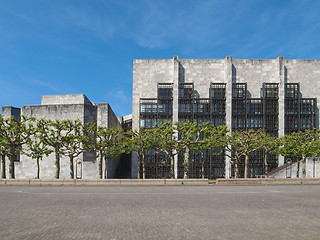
[25,78,60,92]
[63,7,115,41]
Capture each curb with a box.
[0,178,209,186]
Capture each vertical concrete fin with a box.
[224,56,233,178]
[172,56,179,179]
[277,56,285,166]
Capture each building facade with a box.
[1,94,125,179]
[132,56,320,179]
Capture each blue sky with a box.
[0,0,320,116]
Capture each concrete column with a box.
[173,56,179,179]
[277,56,285,166]
[224,56,233,178]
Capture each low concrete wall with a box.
[216,178,320,185]
[0,179,209,186]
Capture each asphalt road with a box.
[0,185,320,240]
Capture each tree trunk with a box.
[244,154,249,178]
[98,154,103,179]
[104,156,108,179]
[70,156,74,179]
[37,157,40,179]
[184,148,190,179]
[264,152,268,175]
[302,156,306,178]
[1,153,6,179]
[142,153,146,179]
[137,154,141,179]
[201,151,205,179]
[54,146,60,179]
[296,159,300,178]
[170,154,174,179]
[9,147,15,179]
[234,159,239,179]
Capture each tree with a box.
[279,130,320,178]
[60,120,87,179]
[0,116,35,179]
[200,124,228,179]
[131,128,155,179]
[224,129,265,178]
[0,116,7,178]
[88,124,126,179]
[175,121,221,179]
[24,131,53,179]
[259,131,282,175]
[152,122,181,179]
[175,121,198,179]
[37,119,72,179]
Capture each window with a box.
[232,100,246,115]
[212,117,225,127]
[301,99,315,114]
[285,83,299,98]
[179,103,193,113]
[211,83,226,99]
[158,88,172,99]
[212,102,225,114]
[285,115,299,130]
[140,118,157,129]
[179,83,194,99]
[140,103,157,114]
[179,88,193,99]
[158,103,172,114]
[262,83,278,99]
[232,117,246,129]
[285,99,299,114]
[232,83,247,99]
[194,103,210,114]
[265,100,278,114]
[265,116,278,129]
[247,100,262,115]
[247,117,262,128]
[300,116,314,130]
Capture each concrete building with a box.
[132,56,320,179]
[1,94,126,179]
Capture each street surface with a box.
[0,185,320,240]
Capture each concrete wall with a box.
[270,158,320,178]
[179,59,225,98]
[41,94,92,106]
[20,104,95,179]
[232,59,279,98]
[1,94,122,179]
[285,59,320,128]
[1,106,21,120]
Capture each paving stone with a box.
[0,185,320,240]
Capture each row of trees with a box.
[1,115,320,179]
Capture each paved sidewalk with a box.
[1,185,320,240]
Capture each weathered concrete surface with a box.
[1,94,122,180]
[269,158,320,178]
[132,56,320,178]
[1,185,320,240]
